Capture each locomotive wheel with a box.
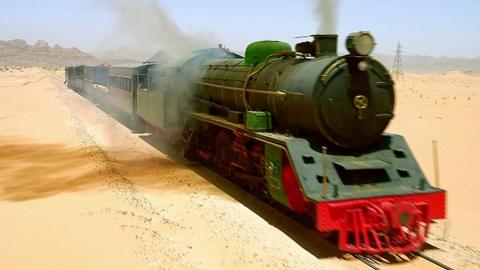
[182,121,201,161]
[215,130,233,177]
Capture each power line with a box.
[392,42,404,80]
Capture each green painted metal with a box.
[136,87,165,128]
[245,111,272,131]
[244,40,292,66]
[264,144,289,207]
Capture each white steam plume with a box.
[313,0,339,34]
[96,0,215,57]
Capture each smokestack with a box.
[295,34,337,57]
[312,34,337,56]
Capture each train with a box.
[65,32,446,254]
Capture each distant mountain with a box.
[94,47,155,63]
[1,39,478,72]
[374,54,480,73]
[0,39,99,67]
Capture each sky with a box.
[0,0,479,58]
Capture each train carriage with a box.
[82,66,95,92]
[64,66,72,86]
[107,63,155,115]
[79,65,108,102]
[69,65,85,91]
[93,65,108,87]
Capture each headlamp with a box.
[346,32,375,56]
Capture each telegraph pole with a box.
[392,42,404,80]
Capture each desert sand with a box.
[0,68,349,270]
[0,68,479,270]
[388,72,480,247]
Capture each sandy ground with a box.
[388,73,480,248]
[0,68,479,270]
[0,68,350,270]
[385,73,480,268]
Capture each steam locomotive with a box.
[65,32,446,254]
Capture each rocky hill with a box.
[1,38,478,72]
[0,39,99,67]
[94,47,154,63]
[94,47,172,64]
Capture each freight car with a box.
[65,32,446,254]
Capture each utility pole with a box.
[392,42,404,80]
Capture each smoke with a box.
[313,0,339,34]
[95,0,215,58]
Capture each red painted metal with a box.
[230,132,250,172]
[316,191,446,254]
[281,152,312,213]
[196,149,212,162]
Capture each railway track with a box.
[414,252,455,270]
[353,254,380,270]
[353,252,455,270]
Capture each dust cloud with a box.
[95,0,215,57]
[313,0,339,34]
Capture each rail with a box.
[414,252,454,270]
[352,254,380,270]
[352,252,454,270]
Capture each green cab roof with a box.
[244,40,292,66]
